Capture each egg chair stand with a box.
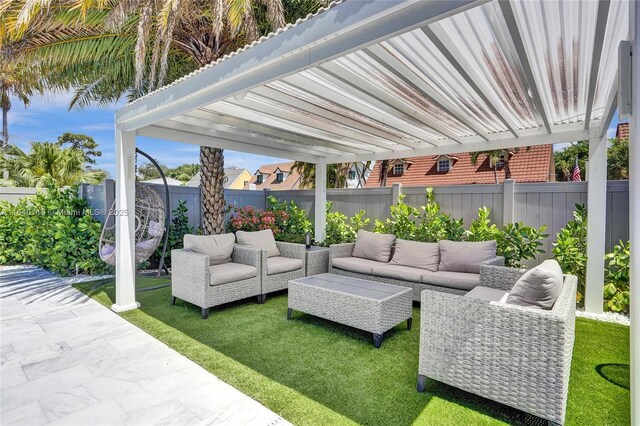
[98,148,170,279]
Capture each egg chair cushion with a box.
[147,221,165,237]
[101,244,115,258]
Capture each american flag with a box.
[571,157,581,182]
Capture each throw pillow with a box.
[507,259,564,309]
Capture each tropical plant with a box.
[552,204,588,304]
[322,202,369,246]
[150,200,194,268]
[292,161,370,189]
[0,181,111,275]
[495,222,547,268]
[554,141,588,181]
[607,137,629,180]
[1,142,107,186]
[57,132,102,165]
[604,241,630,313]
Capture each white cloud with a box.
[79,123,114,132]
[607,127,617,139]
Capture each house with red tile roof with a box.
[616,122,629,140]
[365,145,555,187]
[244,162,302,190]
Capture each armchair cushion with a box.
[184,233,235,266]
[422,271,480,291]
[390,239,439,272]
[438,240,497,274]
[352,229,395,262]
[507,259,563,309]
[332,257,381,275]
[236,229,280,258]
[209,262,257,286]
[267,256,303,275]
[465,286,510,304]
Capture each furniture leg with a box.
[417,374,427,392]
[373,333,383,348]
[407,317,412,330]
[287,308,293,319]
[201,308,209,319]
[171,296,176,305]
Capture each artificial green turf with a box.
[75,277,630,426]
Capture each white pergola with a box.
[114,0,637,420]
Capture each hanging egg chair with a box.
[99,184,166,267]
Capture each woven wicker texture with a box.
[261,241,306,294]
[328,243,504,301]
[305,248,330,276]
[288,275,412,335]
[171,244,262,310]
[418,266,578,424]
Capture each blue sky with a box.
[8,93,285,178]
[8,92,622,178]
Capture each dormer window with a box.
[393,163,404,175]
[437,159,451,172]
[275,172,284,183]
[256,174,264,184]
[490,154,506,169]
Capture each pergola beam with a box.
[584,0,612,129]
[499,0,552,133]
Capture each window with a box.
[243,180,249,187]
[275,172,284,183]
[437,159,450,172]
[393,163,404,175]
[495,155,506,169]
[256,174,263,184]
[348,170,356,180]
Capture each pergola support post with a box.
[630,7,639,423]
[584,131,607,313]
[112,128,140,312]
[314,161,327,244]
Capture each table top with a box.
[290,273,410,301]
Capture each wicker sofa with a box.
[417,264,578,425]
[329,241,504,301]
[171,244,262,319]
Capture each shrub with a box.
[322,202,370,246]
[604,241,630,313]
[467,207,547,268]
[0,182,111,276]
[150,200,195,268]
[374,189,464,242]
[552,204,588,304]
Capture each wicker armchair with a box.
[171,245,262,319]
[417,264,578,425]
[259,241,306,303]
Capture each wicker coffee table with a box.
[287,273,413,348]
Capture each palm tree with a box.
[292,161,365,189]
[470,150,503,184]
[1,142,107,187]
[0,59,42,147]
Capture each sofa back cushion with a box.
[236,229,280,258]
[390,239,439,272]
[352,229,395,262]
[507,259,564,309]
[438,240,497,274]
[184,233,236,266]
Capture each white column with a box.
[314,161,327,243]
[584,132,607,313]
[112,128,140,312]
[630,5,639,423]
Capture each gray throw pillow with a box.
[184,233,236,266]
[507,259,564,309]
[438,240,497,274]
[236,229,280,258]
[352,229,395,262]
[390,239,439,272]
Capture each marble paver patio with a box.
[0,266,289,425]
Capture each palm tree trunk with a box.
[2,106,8,147]
[200,146,225,235]
[493,165,498,184]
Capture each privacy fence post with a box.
[392,183,402,204]
[502,179,515,226]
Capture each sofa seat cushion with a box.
[236,229,280,258]
[507,259,564,309]
[352,229,396,262]
[210,262,257,286]
[390,239,439,272]
[372,264,424,283]
[185,233,236,266]
[422,271,480,291]
[438,240,497,274]
[267,256,303,275]
[465,286,510,304]
[332,257,383,275]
